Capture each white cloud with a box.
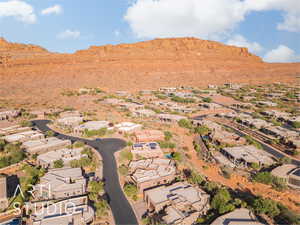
[57,29,80,40]
[0,0,36,24]
[41,5,62,15]
[264,45,300,62]
[227,34,263,54]
[124,0,300,39]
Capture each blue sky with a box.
[0,0,300,63]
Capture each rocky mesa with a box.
[0,37,299,105]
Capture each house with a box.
[221,145,274,167]
[119,102,144,111]
[211,208,264,225]
[0,125,32,136]
[23,137,71,154]
[73,121,111,134]
[37,148,87,168]
[34,167,87,200]
[208,84,218,89]
[132,109,156,118]
[159,87,177,93]
[131,142,164,160]
[0,110,20,120]
[256,101,277,107]
[129,158,176,193]
[210,129,246,146]
[4,130,44,143]
[260,126,299,141]
[56,116,84,129]
[271,164,300,189]
[231,103,253,110]
[237,118,270,129]
[199,103,222,110]
[260,110,290,121]
[60,111,81,118]
[134,130,165,143]
[115,122,142,133]
[144,182,210,225]
[157,114,187,123]
[28,196,94,225]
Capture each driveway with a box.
[32,120,138,225]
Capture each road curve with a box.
[32,120,138,225]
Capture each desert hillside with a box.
[0,37,299,107]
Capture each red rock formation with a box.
[0,37,299,105]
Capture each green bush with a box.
[84,128,107,137]
[118,165,129,176]
[158,141,176,149]
[124,183,138,201]
[178,119,192,129]
[211,188,235,214]
[253,197,280,218]
[164,131,173,141]
[194,126,210,136]
[53,159,64,168]
[203,97,212,103]
[73,141,85,148]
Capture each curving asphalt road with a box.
[32,120,138,225]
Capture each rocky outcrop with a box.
[0,37,299,105]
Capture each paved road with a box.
[32,120,138,225]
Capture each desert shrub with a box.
[164,131,173,141]
[53,159,64,168]
[124,183,138,201]
[178,119,192,129]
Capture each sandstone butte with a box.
[0,37,299,105]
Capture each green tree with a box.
[73,141,85,148]
[178,119,192,129]
[188,171,204,185]
[124,183,138,201]
[0,139,6,151]
[95,199,109,217]
[171,152,182,161]
[53,159,64,168]
[118,165,129,176]
[194,126,210,136]
[253,198,280,218]
[211,188,235,214]
[88,180,104,194]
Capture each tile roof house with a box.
[115,122,142,134]
[34,167,87,200]
[144,182,210,225]
[129,158,176,193]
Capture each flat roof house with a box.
[221,145,274,167]
[0,110,20,120]
[4,130,44,143]
[134,130,165,143]
[144,182,210,225]
[37,147,87,168]
[0,125,32,136]
[129,158,176,193]
[131,142,164,160]
[29,196,94,225]
[56,116,84,129]
[23,137,71,154]
[211,208,264,225]
[132,109,156,118]
[157,114,187,123]
[34,167,87,200]
[115,122,142,134]
[73,120,111,134]
[271,164,300,189]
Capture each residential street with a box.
[32,120,138,225]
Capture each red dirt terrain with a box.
[0,37,299,105]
